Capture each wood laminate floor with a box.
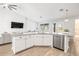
[0,37,78,56]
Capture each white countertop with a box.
[11,32,72,37]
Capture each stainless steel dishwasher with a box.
[53,34,64,50]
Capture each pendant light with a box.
[59,8,69,22]
[64,9,69,22]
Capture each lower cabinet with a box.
[0,35,12,44]
[34,35,53,46]
[0,38,3,44]
[25,35,33,49]
[14,36,26,53]
[12,35,33,53]
[34,35,43,45]
[42,35,53,46]
[12,34,53,54]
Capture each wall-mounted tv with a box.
[11,22,24,28]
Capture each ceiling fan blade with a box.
[11,7,17,10]
[8,6,13,10]
[10,7,17,11]
[9,4,18,7]
[8,5,18,10]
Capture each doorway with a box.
[75,19,79,36]
[74,19,79,55]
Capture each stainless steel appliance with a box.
[53,34,64,50]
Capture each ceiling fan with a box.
[0,3,19,11]
[0,3,25,17]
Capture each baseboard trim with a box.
[33,45,51,48]
[15,46,33,55]
[0,42,11,46]
[14,45,51,55]
[53,46,64,51]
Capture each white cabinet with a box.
[34,35,43,45]
[42,35,53,46]
[0,37,3,44]
[34,35,42,45]
[12,34,53,54]
[34,34,53,46]
[12,35,33,53]
[25,35,33,49]
[0,33,12,44]
[14,36,26,53]
[12,33,70,54]
[4,38,11,43]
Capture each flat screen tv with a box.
[11,22,24,28]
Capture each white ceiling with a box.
[19,3,79,18]
[1,3,79,22]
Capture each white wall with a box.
[52,18,75,35]
[10,13,26,33]
[0,7,26,34]
[0,7,39,35]
[0,5,75,35]
[24,19,38,32]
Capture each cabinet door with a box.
[32,35,36,45]
[33,35,38,45]
[34,35,53,46]
[0,38,3,44]
[42,35,53,46]
[25,35,33,49]
[4,38,11,43]
[31,35,35,45]
[3,34,12,43]
[15,36,26,52]
[37,35,43,45]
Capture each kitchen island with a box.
[12,32,71,54]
